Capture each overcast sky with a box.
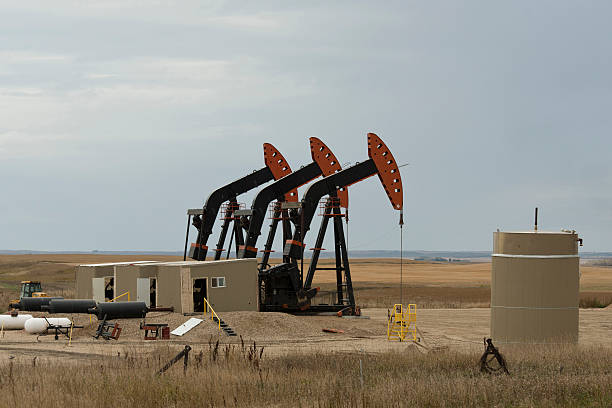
[1,1,611,252]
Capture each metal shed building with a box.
[75,261,156,302]
[76,259,258,313]
[156,259,258,314]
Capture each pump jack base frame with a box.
[260,304,359,315]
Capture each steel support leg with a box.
[304,203,332,289]
[333,204,355,307]
[214,198,237,260]
[260,203,282,272]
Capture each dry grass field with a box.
[0,254,611,407]
[0,343,610,407]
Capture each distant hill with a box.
[1,249,609,260]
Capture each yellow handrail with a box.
[387,303,417,342]
[202,297,221,331]
[109,291,130,302]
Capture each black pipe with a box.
[42,299,97,314]
[87,301,148,320]
[10,297,63,311]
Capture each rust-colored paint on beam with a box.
[309,137,349,208]
[367,133,403,210]
[263,143,298,202]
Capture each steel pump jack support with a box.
[185,144,292,261]
[260,133,403,314]
[237,138,347,272]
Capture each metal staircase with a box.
[212,315,237,337]
[387,303,417,342]
[203,297,237,337]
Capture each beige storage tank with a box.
[491,230,580,344]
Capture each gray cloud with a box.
[1,1,611,252]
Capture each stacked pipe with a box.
[87,301,148,320]
[41,299,97,314]
[9,297,63,311]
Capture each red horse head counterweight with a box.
[367,133,403,211]
[263,143,296,201]
[310,137,349,208]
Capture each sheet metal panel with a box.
[92,278,105,303]
[171,318,203,336]
[137,278,150,307]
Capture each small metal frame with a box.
[93,314,122,341]
[318,197,346,217]
[387,304,417,342]
[219,202,244,220]
[140,322,169,340]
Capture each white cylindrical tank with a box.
[491,230,580,344]
[0,314,33,330]
[24,317,72,334]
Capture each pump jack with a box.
[259,133,403,314]
[186,144,292,261]
[236,137,347,272]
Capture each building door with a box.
[192,278,207,313]
[104,277,114,301]
[137,278,157,308]
[149,278,157,308]
[92,278,105,303]
[137,278,150,306]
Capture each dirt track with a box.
[1,308,610,365]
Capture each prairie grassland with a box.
[317,283,612,309]
[0,342,610,407]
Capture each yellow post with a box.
[1,322,4,339]
[68,322,73,347]
[202,297,221,331]
[109,291,130,302]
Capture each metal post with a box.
[158,345,192,375]
[281,206,293,264]
[400,210,404,306]
[197,209,205,261]
[226,223,235,260]
[300,206,304,284]
[183,347,189,374]
[183,214,191,261]
[333,203,344,305]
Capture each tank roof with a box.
[79,261,157,267]
[156,259,255,266]
[496,230,576,234]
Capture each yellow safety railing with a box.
[109,291,130,302]
[387,303,417,342]
[203,297,221,331]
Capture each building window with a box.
[211,277,226,288]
